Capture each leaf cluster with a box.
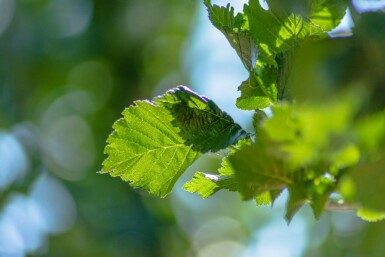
[102,0,385,222]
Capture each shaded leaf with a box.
[156,86,249,153]
[253,109,268,130]
[285,185,308,223]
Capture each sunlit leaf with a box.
[204,0,257,70]
[184,139,250,198]
[183,172,222,198]
[101,100,200,197]
[357,207,385,222]
[102,86,248,197]
[256,190,282,206]
[310,0,348,32]
[245,0,327,63]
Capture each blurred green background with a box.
[1,0,385,257]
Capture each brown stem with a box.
[325,200,360,211]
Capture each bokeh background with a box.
[1,0,385,256]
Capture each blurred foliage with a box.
[0,0,196,256]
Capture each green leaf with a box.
[288,171,336,222]
[245,0,327,63]
[204,0,257,70]
[356,207,385,222]
[256,190,282,206]
[101,100,201,197]
[263,101,355,169]
[310,0,348,32]
[183,139,250,198]
[355,111,385,154]
[236,0,328,108]
[329,144,360,175]
[236,62,278,110]
[102,86,248,197]
[253,109,268,129]
[183,172,238,199]
[350,159,385,211]
[183,172,221,198]
[228,136,291,200]
[156,86,249,153]
[255,191,272,206]
[309,176,335,219]
[285,185,308,223]
[204,0,242,29]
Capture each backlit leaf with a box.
[101,100,200,197]
[102,86,248,197]
[357,207,385,222]
[245,0,327,63]
[310,0,348,32]
[204,0,257,70]
[183,139,250,198]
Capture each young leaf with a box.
[183,172,221,198]
[245,0,327,63]
[204,0,257,70]
[183,172,238,199]
[101,100,201,197]
[310,0,348,32]
[183,139,250,198]
[236,62,278,110]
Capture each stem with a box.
[325,200,360,211]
